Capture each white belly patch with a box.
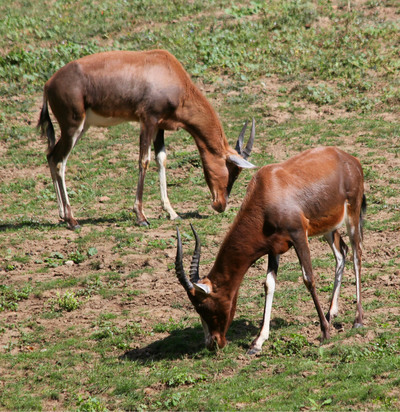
[85,109,127,127]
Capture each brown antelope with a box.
[37,50,256,229]
[175,146,366,354]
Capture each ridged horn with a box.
[189,223,201,283]
[175,227,194,292]
[235,118,255,160]
[235,120,248,155]
[243,118,255,160]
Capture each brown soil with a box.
[1,85,399,363]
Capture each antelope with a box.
[175,146,366,354]
[37,50,256,229]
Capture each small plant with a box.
[153,317,187,333]
[3,263,16,272]
[76,395,107,412]
[91,325,119,341]
[225,2,263,17]
[87,247,98,257]
[308,397,333,410]
[0,284,32,312]
[68,251,86,264]
[49,291,82,312]
[269,333,310,356]
[295,83,338,106]
[145,238,173,252]
[343,96,377,113]
[164,367,206,388]
[91,321,144,350]
[44,252,65,268]
[163,392,184,409]
[76,276,103,297]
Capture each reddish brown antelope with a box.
[37,50,256,229]
[175,146,366,354]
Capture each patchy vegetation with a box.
[0,0,399,410]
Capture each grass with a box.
[0,0,399,410]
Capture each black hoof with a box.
[137,220,150,227]
[247,347,261,356]
[67,223,81,231]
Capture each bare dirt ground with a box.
[1,78,399,364]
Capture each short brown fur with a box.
[176,147,366,353]
[37,50,255,229]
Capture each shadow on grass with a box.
[0,218,113,232]
[0,219,62,232]
[121,319,259,362]
[176,211,209,220]
[0,210,209,232]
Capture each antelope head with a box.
[207,119,256,214]
[175,225,232,350]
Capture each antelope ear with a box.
[194,282,212,295]
[227,154,257,169]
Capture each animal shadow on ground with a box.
[175,211,207,220]
[0,210,209,232]
[0,216,125,232]
[121,319,259,362]
[0,220,60,232]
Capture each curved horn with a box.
[235,120,248,155]
[242,118,255,160]
[189,223,201,283]
[235,119,255,160]
[175,227,194,292]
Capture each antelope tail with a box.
[37,88,55,154]
[360,194,367,241]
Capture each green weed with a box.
[49,291,82,312]
[0,1,399,411]
[0,284,32,312]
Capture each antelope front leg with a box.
[133,121,157,226]
[154,130,179,221]
[293,231,330,341]
[248,254,279,355]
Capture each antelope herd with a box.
[38,50,366,354]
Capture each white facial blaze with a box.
[200,317,212,347]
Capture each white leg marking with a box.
[251,270,276,351]
[301,264,308,283]
[50,166,64,219]
[324,232,345,319]
[156,151,178,220]
[346,209,363,325]
[331,242,344,316]
[56,120,87,218]
[354,253,361,303]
